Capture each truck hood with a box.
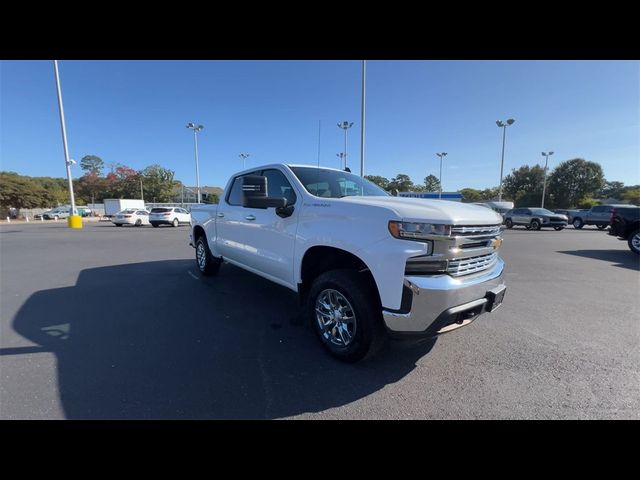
[337,196,503,225]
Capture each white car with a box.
[149,207,191,227]
[112,209,150,227]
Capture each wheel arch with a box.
[298,246,381,307]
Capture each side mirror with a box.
[241,175,287,209]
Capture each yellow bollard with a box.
[67,215,83,229]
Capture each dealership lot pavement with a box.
[1,221,638,419]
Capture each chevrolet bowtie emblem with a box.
[491,238,503,249]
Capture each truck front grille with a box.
[451,225,502,237]
[447,252,498,277]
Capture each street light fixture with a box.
[336,152,345,169]
[436,152,447,199]
[186,122,204,203]
[541,151,554,208]
[239,153,250,170]
[337,121,354,170]
[496,118,515,202]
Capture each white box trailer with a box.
[103,199,146,217]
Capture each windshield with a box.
[529,208,555,215]
[290,167,389,198]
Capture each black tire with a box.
[152,223,159,228]
[307,269,385,363]
[628,229,640,255]
[195,236,221,276]
[573,218,584,229]
[172,218,179,227]
[554,226,564,231]
[530,219,541,231]
[505,219,513,229]
[115,223,122,227]
[525,225,531,230]
[135,219,142,227]
[597,225,607,230]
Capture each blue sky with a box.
[1,60,638,190]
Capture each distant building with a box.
[172,185,224,204]
[398,191,463,202]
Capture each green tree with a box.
[600,181,625,200]
[364,175,390,190]
[502,164,546,206]
[621,188,640,205]
[80,155,105,176]
[548,158,605,208]
[460,188,483,203]
[140,164,176,203]
[76,173,107,204]
[0,172,52,208]
[387,174,414,192]
[424,175,441,192]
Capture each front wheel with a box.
[573,218,584,229]
[505,219,513,229]
[115,223,122,227]
[195,236,221,276]
[172,218,179,227]
[151,223,159,228]
[597,225,607,230]
[530,219,541,231]
[629,229,640,255]
[307,269,384,363]
[554,226,564,231]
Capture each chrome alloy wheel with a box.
[315,289,357,348]
[196,241,207,271]
[632,232,640,251]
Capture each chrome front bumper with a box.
[382,257,505,335]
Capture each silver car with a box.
[504,208,568,231]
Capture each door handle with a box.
[245,215,256,221]
[217,212,225,218]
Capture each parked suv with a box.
[504,208,568,231]
[149,207,191,227]
[608,206,640,254]
[42,207,71,220]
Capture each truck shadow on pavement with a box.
[557,249,640,271]
[8,260,436,419]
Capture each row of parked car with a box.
[111,207,192,228]
[497,204,639,253]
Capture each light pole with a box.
[496,118,515,202]
[53,60,81,229]
[337,121,354,170]
[186,122,204,203]
[360,60,366,177]
[336,153,345,169]
[436,152,447,199]
[239,153,250,170]
[541,151,554,208]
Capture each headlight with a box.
[388,221,451,240]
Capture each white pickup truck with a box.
[190,164,506,362]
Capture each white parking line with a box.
[187,271,199,280]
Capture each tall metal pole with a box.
[498,125,506,202]
[360,60,366,177]
[239,153,249,170]
[541,151,553,208]
[436,152,447,199]
[53,60,77,221]
[193,129,201,203]
[337,121,353,170]
[140,176,144,202]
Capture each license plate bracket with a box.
[485,285,506,312]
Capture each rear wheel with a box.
[135,219,142,227]
[573,218,584,229]
[172,218,179,227]
[629,229,640,255]
[195,236,221,276]
[115,223,122,227]
[307,269,385,363]
[530,219,541,231]
[151,223,159,228]
[505,219,513,229]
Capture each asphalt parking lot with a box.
[1,221,638,419]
